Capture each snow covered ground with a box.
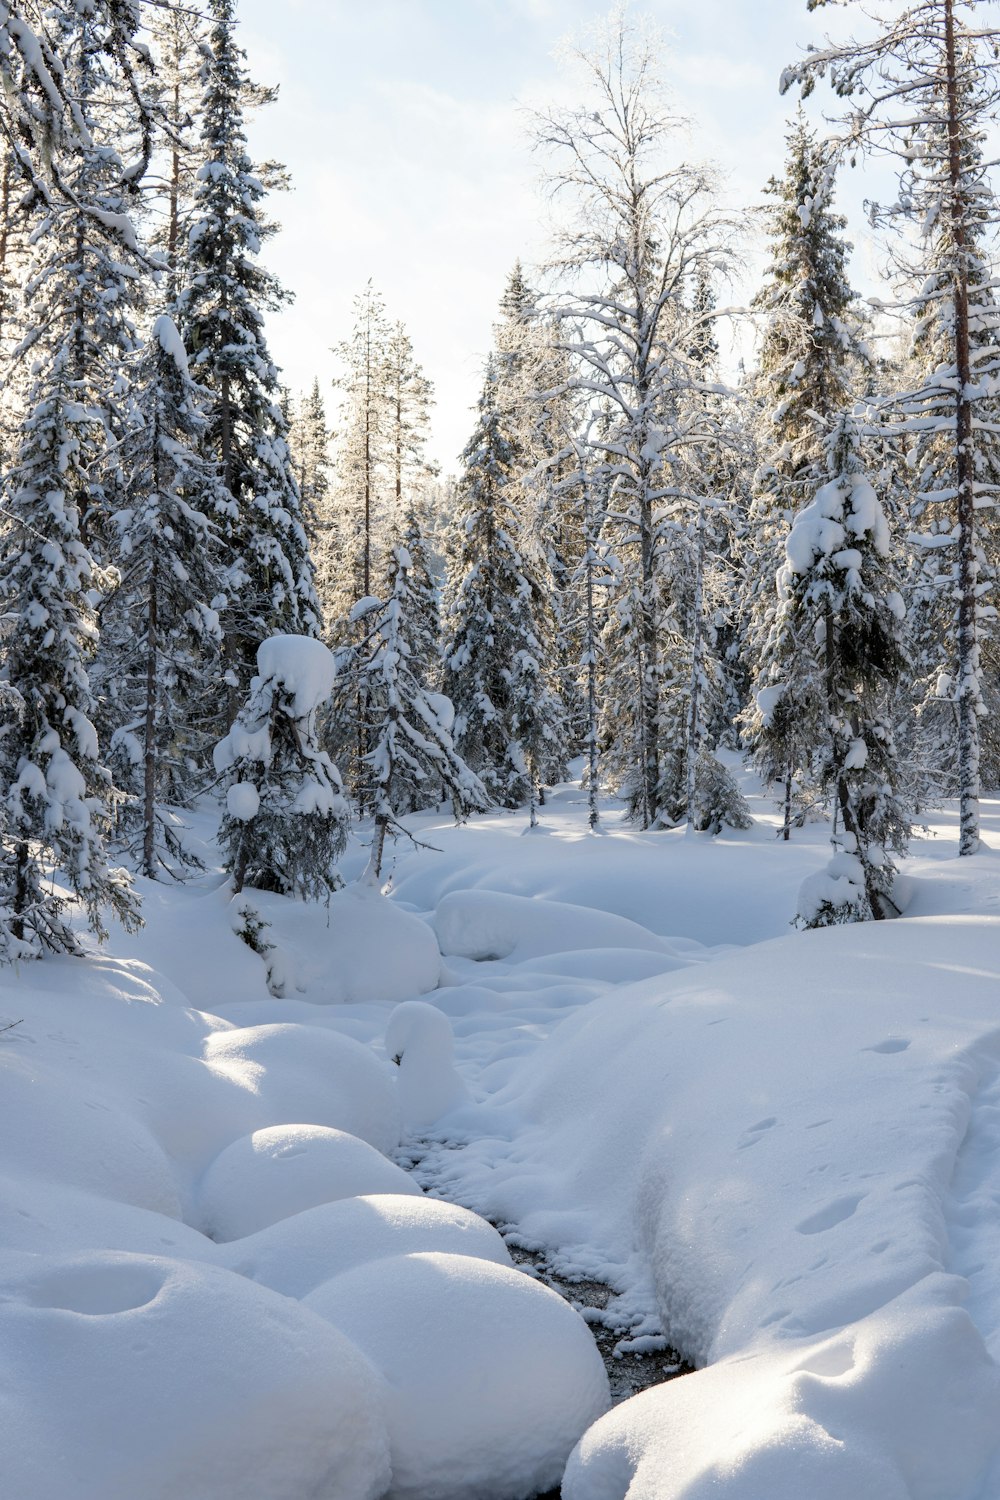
[4,764,1000,1498]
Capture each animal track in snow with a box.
[795,1194,865,1235]
[864,1037,911,1054]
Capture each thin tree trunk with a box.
[12,838,29,943]
[142,554,159,879]
[944,0,980,856]
[782,767,793,842]
[685,502,705,831]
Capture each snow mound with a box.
[217,1192,511,1298]
[0,1042,182,1218]
[256,634,337,717]
[2,1249,390,1500]
[306,1250,610,1500]
[433,888,669,962]
[386,1000,470,1129]
[196,1123,419,1241]
[203,1021,400,1153]
[564,1275,999,1500]
[0,1173,218,1262]
[309,885,441,1004]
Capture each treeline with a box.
[0,1,997,955]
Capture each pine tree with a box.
[99,317,228,878]
[328,283,392,623]
[145,0,207,302]
[215,636,349,899]
[0,348,140,955]
[177,0,318,696]
[0,1,153,211]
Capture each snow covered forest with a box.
[5,1,1000,1498]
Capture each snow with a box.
[386,1001,470,1129]
[216,1193,512,1298]
[202,1021,401,1153]
[152,314,190,377]
[10,773,1000,1498]
[195,1123,420,1241]
[226,780,260,821]
[255,633,337,717]
[306,1251,610,1500]
[2,1249,391,1500]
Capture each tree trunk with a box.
[142,555,159,880]
[944,0,980,855]
[685,502,706,831]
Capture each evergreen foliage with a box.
[215,636,349,899]
[177,0,318,692]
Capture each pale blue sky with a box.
[237,0,884,470]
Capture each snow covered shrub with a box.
[215,636,349,898]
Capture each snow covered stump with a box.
[386,1001,470,1132]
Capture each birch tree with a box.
[532,8,737,826]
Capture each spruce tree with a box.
[99,317,228,878]
[444,361,564,810]
[363,543,488,880]
[215,636,349,899]
[177,0,318,696]
[0,349,140,954]
[782,415,909,925]
[741,119,867,837]
[783,0,1000,853]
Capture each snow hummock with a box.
[2,1249,391,1500]
[386,1001,470,1129]
[202,1021,401,1154]
[306,1251,611,1500]
[433,887,673,963]
[216,1192,512,1299]
[255,634,337,718]
[304,885,441,1005]
[195,1123,419,1241]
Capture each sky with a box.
[237,0,888,473]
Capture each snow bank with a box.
[217,1192,511,1298]
[564,1274,998,1500]
[196,1123,419,1241]
[253,884,442,1005]
[306,1250,610,1500]
[203,1020,400,1153]
[430,916,1000,1500]
[433,888,671,962]
[2,1249,391,1500]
